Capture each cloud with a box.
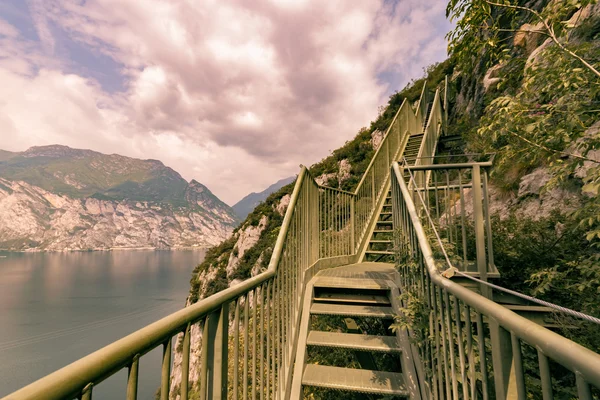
[0,0,452,204]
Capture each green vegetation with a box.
[440,0,600,359]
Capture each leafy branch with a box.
[484,0,600,78]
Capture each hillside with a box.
[232,176,295,219]
[0,145,239,251]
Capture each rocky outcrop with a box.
[447,167,582,222]
[226,215,269,277]
[513,22,545,55]
[0,178,236,251]
[371,129,384,150]
[315,159,352,187]
[483,63,504,92]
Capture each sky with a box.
[0,0,452,205]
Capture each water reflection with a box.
[0,249,205,399]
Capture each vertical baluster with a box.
[265,282,271,400]
[127,356,139,400]
[200,318,208,400]
[80,383,93,400]
[445,291,459,399]
[434,171,440,222]
[576,373,592,400]
[511,333,526,399]
[432,284,443,400]
[233,299,240,400]
[538,351,554,400]
[476,312,489,400]
[243,296,249,400]
[181,324,191,400]
[458,170,468,268]
[272,279,277,400]
[454,296,468,400]
[438,287,451,400]
[252,289,257,400]
[161,338,172,400]
[464,305,476,400]
[482,169,495,272]
[445,171,453,246]
[260,285,265,400]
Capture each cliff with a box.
[0,145,238,251]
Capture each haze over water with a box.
[0,250,205,399]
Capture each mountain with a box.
[232,176,295,219]
[0,145,239,251]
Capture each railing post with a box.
[371,173,375,207]
[350,196,355,252]
[490,322,518,400]
[206,304,229,400]
[443,75,448,135]
[471,165,489,297]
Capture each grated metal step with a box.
[302,364,408,396]
[313,292,390,305]
[365,250,394,255]
[310,303,394,318]
[307,331,401,353]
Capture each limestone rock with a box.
[0,178,236,251]
[371,129,384,150]
[518,168,551,198]
[483,63,504,92]
[514,22,545,55]
[226,215,269,278]
[276,194,291,216]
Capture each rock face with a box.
[0,145,238,251]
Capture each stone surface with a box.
[371,129,384,150]
[226,215,269,277]
[0,178,236,251]
[483,63,504,92]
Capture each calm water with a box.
[0,249,205,399]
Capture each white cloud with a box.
[0,0,452,204]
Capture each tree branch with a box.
[507,130,600,164]
[484,0,600,79]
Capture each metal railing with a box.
[391,161,600,400]
[402,161,497,280]
[4,82,437,400]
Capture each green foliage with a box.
[490,211,600,353]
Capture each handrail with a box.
[391,162,600,399]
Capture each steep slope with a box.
[0,145,238,251]
[232,176,295,219]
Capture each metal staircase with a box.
[364,191,394,262]
[292,265,419,399]
[6,79,600,400]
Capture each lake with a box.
[0,249,205,399]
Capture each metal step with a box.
[310,303,394,318]
[369,240,392,244]
[306,331,401,352]
[313,292,390,305]
[365,250,394,255]
[302,364,408,396]
[376,220,393,225]
[373,229,394,234]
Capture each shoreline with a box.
[0,246,210,254]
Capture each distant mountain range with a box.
[232,176,295,219]
[0,145,239,251]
